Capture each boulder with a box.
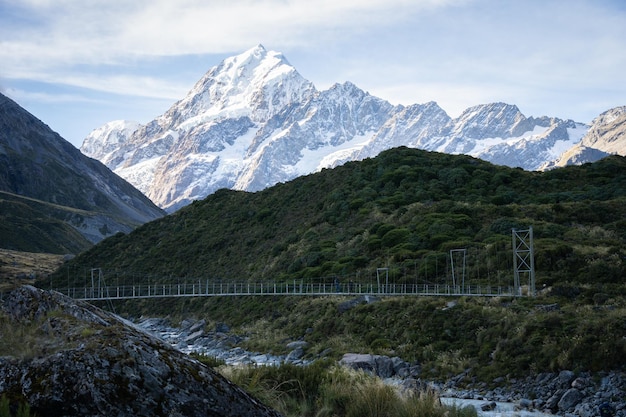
[556,370,576,388]
[286,347,305,362]
[187,319,206,334]
[286,341,309,350]
[480,401,497,411]
[558,388,584,412]
[571,376,588,390]
[337,295,380,313]
[545,389,565,412]
[339,353,407,379]
[0,286,282,417]
[374,355,394,378]
[184,329,204,344]
[339,353,376,374]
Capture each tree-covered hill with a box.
[44,147,626,297]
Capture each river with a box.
[440,398,556,417]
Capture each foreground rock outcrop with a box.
[0,286,282,417]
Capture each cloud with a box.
[1,0,625,126]
[3,87,103,105]
[1,0,458,66]
[0,0,468,99]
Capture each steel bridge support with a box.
[512,227,536,297]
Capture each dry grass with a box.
[0,310,72,359]
[220,364,478,417]
[0,249,65,292]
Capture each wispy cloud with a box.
[1,0,464,97]
[1,0,457,66]
[1,0,625,147]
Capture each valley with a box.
[1,43,625,417]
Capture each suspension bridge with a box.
[54,280,520,301]
[50,228,535,301]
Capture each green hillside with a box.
[46,147,626,292]
[40,147,626,381]
[0,191,93,254]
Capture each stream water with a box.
[440,398,556,417]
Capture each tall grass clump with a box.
[0,394,36,417]
[219,362,477,417]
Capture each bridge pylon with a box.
[512,227,536,297]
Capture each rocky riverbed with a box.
[136,316,625,417]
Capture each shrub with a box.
[219,364,476,417]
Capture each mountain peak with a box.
[579,105,626,153]
[453,102,529,139]
[81,120,141,163]
[173,45,314,125]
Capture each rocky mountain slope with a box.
[0,285,282,417]
[82,45,624,212]
[0,93,165,252]
[543,106,626,169]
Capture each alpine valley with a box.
[82,45,626,212]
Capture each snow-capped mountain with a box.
[82,45,622,212]
[542,106,626,169]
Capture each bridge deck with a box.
[53,282,519,301]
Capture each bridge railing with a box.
[54,281,517,300]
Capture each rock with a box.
[339,353,403,379]
[0,286,282,417]
[391,356,409,375]
[215,322,230,333]
[558,388,584,412]
[251,354,269,364]
[286,347,305,362]
[374,356,394,378]
[318,348,333,358]
[480,401,497,411]
[399,378,429,394]
[575,402,596,417]
[572,376,588,390]
[339,353,376,374]
[337,295,380,313]
[518,398,533,409]
[183,329,204,343]
[545,389,565,412]
[556,370,576,388]
[409,365,423,378]
[286,340,308,350]
[187,319,205,334]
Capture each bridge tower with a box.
[90,268,104,298]
[512,227,536,297]
[449,249,466,293]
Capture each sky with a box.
[1,0,625,149]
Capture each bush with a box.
[220,364,476,417]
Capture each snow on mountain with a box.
[233,81,398,192]
[81,120,141,166]
[81,46,621,212]
[542,106,626,169]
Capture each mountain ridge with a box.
[0,93,165,253]
[82,45,626,212]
